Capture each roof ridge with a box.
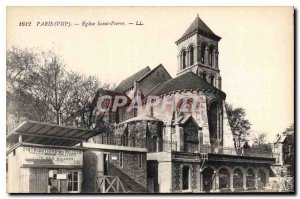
[137,64,171,83]
[115,66,151,92]
[176,15,221,44]
[148,71,225,97]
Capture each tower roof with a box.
[176,15,221,44]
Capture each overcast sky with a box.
[7,7,294,141]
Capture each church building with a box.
[102,15,276,193]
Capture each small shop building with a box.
[6,120,147,193]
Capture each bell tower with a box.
[175,15,223,90]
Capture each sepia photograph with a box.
[5,6,294,194]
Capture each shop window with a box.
[119,153,123,168]
[138,154,143,169]
[67,171,79,192]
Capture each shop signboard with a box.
[18,146,83,166]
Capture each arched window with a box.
[257,169,267,188]
[182,50,187,69]
[201,43,207,64]
[246,169,255,188]
[219,168,230,190]
[209,46,214,66]
[210,75,215,86]
[233,168,244,189]
[183,121,199,153]
[176,98,193,114]
[189,46,194,66]
[202,167,215,192]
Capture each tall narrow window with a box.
[201,43,207,64]
[119,153,123,168]
[182,50,187,69]
[138,154,143,169]
[210,75,215,86]
[209,46,214,66]
[189,46,194,66]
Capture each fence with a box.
[95,176,128,193]
[201,145,273,158]
[94,134,178,152]
[147,140,177,153]
[93,134,147,148]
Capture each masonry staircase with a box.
[107,163,148,193]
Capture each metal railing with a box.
[93,135,147,148]
[147,140,177,153]
[94,134,178,152]
[93,135,273,158]
[201,145,273,158]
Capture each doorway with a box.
[182,165,190,191]
[103,154,108,175]
[202,167,214,192]
[96,153,109,176]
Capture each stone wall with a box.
[82,150,147,193]
[157,161,172,192]
[172,162,201,193]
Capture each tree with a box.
[6,47,114,132]
[225,103,251,150]
[272,165,294,192]
[282,123,294,135]
[252,132,267,146]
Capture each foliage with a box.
[252,132,267,146]
[272,165,294,192]
[6,47,114,132]
[282,123,294,135]
[225,103,251,150]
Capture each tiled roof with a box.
[102,90,130,99]
[148,72,225,97]
[115,66,151,92]
[176,15,221,44]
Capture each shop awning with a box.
[6,120,101,146]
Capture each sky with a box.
[7,7,294,141]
